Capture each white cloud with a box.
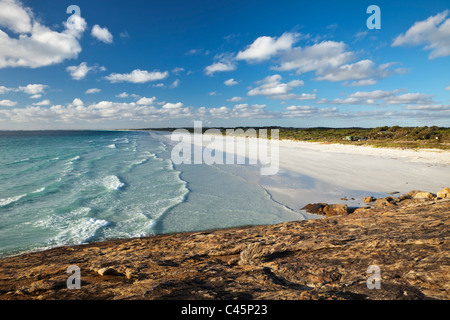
[17,84,47,95]
[236,32,298,62]
[404,104,450,111]
[0,0,32,33]
[105,69,169,83]
[276,41,355,75]
[32,99,50,106]
[0,99,17,106]
[344,79,377,87]
[85,88,101,94]
[227,96,244,102]
[170,79,180,88]
[66,62,93,80]
[0,0,86,68]
[318,89,434,106]
[0,85,13,94]
[91,24,113,44]
[204,53,236,75]
[247,74,312,100]
[72,98,84,106]
[392,10,450,59]
[205,61,236,75]
[445,85,450,91]
[283,105,340,118]
[29,94,41,99]
[116,92,129,98]
[224,78,238,86]
[172,67,185,74]
[315,59,378,82]
[136,97,157,105]
[384,93,433,105]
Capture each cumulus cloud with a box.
[392,10,450,59]
[318,89,434,106]
[315,60,397,82]
[224,78,238,86]
[0,0,86,68]
[0,99,17,106]
[66,62,93,80]
[32,99,50,106]
[85,88,101,94]
[17,83,47,96]
[104,69,169,83]
[204,53,236,75]
[136,97,157,105]
[0,85,13,94]
[275,41,355,74]
[236,32,298,62]
[247,74,314,100]
[91,24,113,43]
[227,96,244,102]
[170,79,180,88]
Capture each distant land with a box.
[136,126,450,150]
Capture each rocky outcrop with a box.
[437,187,450,199]
[0,191,448,300]
[301,203,348,217]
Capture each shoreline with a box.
[159,131,450,213]
[1,195,448,300]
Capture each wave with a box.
[32,187,46,194]
[103,175,126,190]
[0,194,27,207]
[67,155,80,162]
[107,144,116,149]
[113,138,130,144]
[49,217,110,246]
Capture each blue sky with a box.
[0,0,449,129]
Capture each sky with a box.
[0,0,449,130]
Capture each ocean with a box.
[0,130,300,257]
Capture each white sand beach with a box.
[163,131,450,215]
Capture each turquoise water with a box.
[0,130,299,257]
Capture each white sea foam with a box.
[113,138,129,144]
[0,194,27,207]
[103,175,125,190]
[32,187,46,194]
[107,144,116,149]
[66,155,80,163]
[49,217,110,245]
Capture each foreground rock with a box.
[0,197,449,300]
[301,203,348,217]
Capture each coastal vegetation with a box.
[144,126,450,150]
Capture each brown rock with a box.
[375,197,397,207]
[0,198,448,301]
[322,204,348,217]
[363,196,376,203]
[413,191,435,200]
[301,203,327,214]
[97,267,125,277]
[437,187,450,199]
[352,207,372,214]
